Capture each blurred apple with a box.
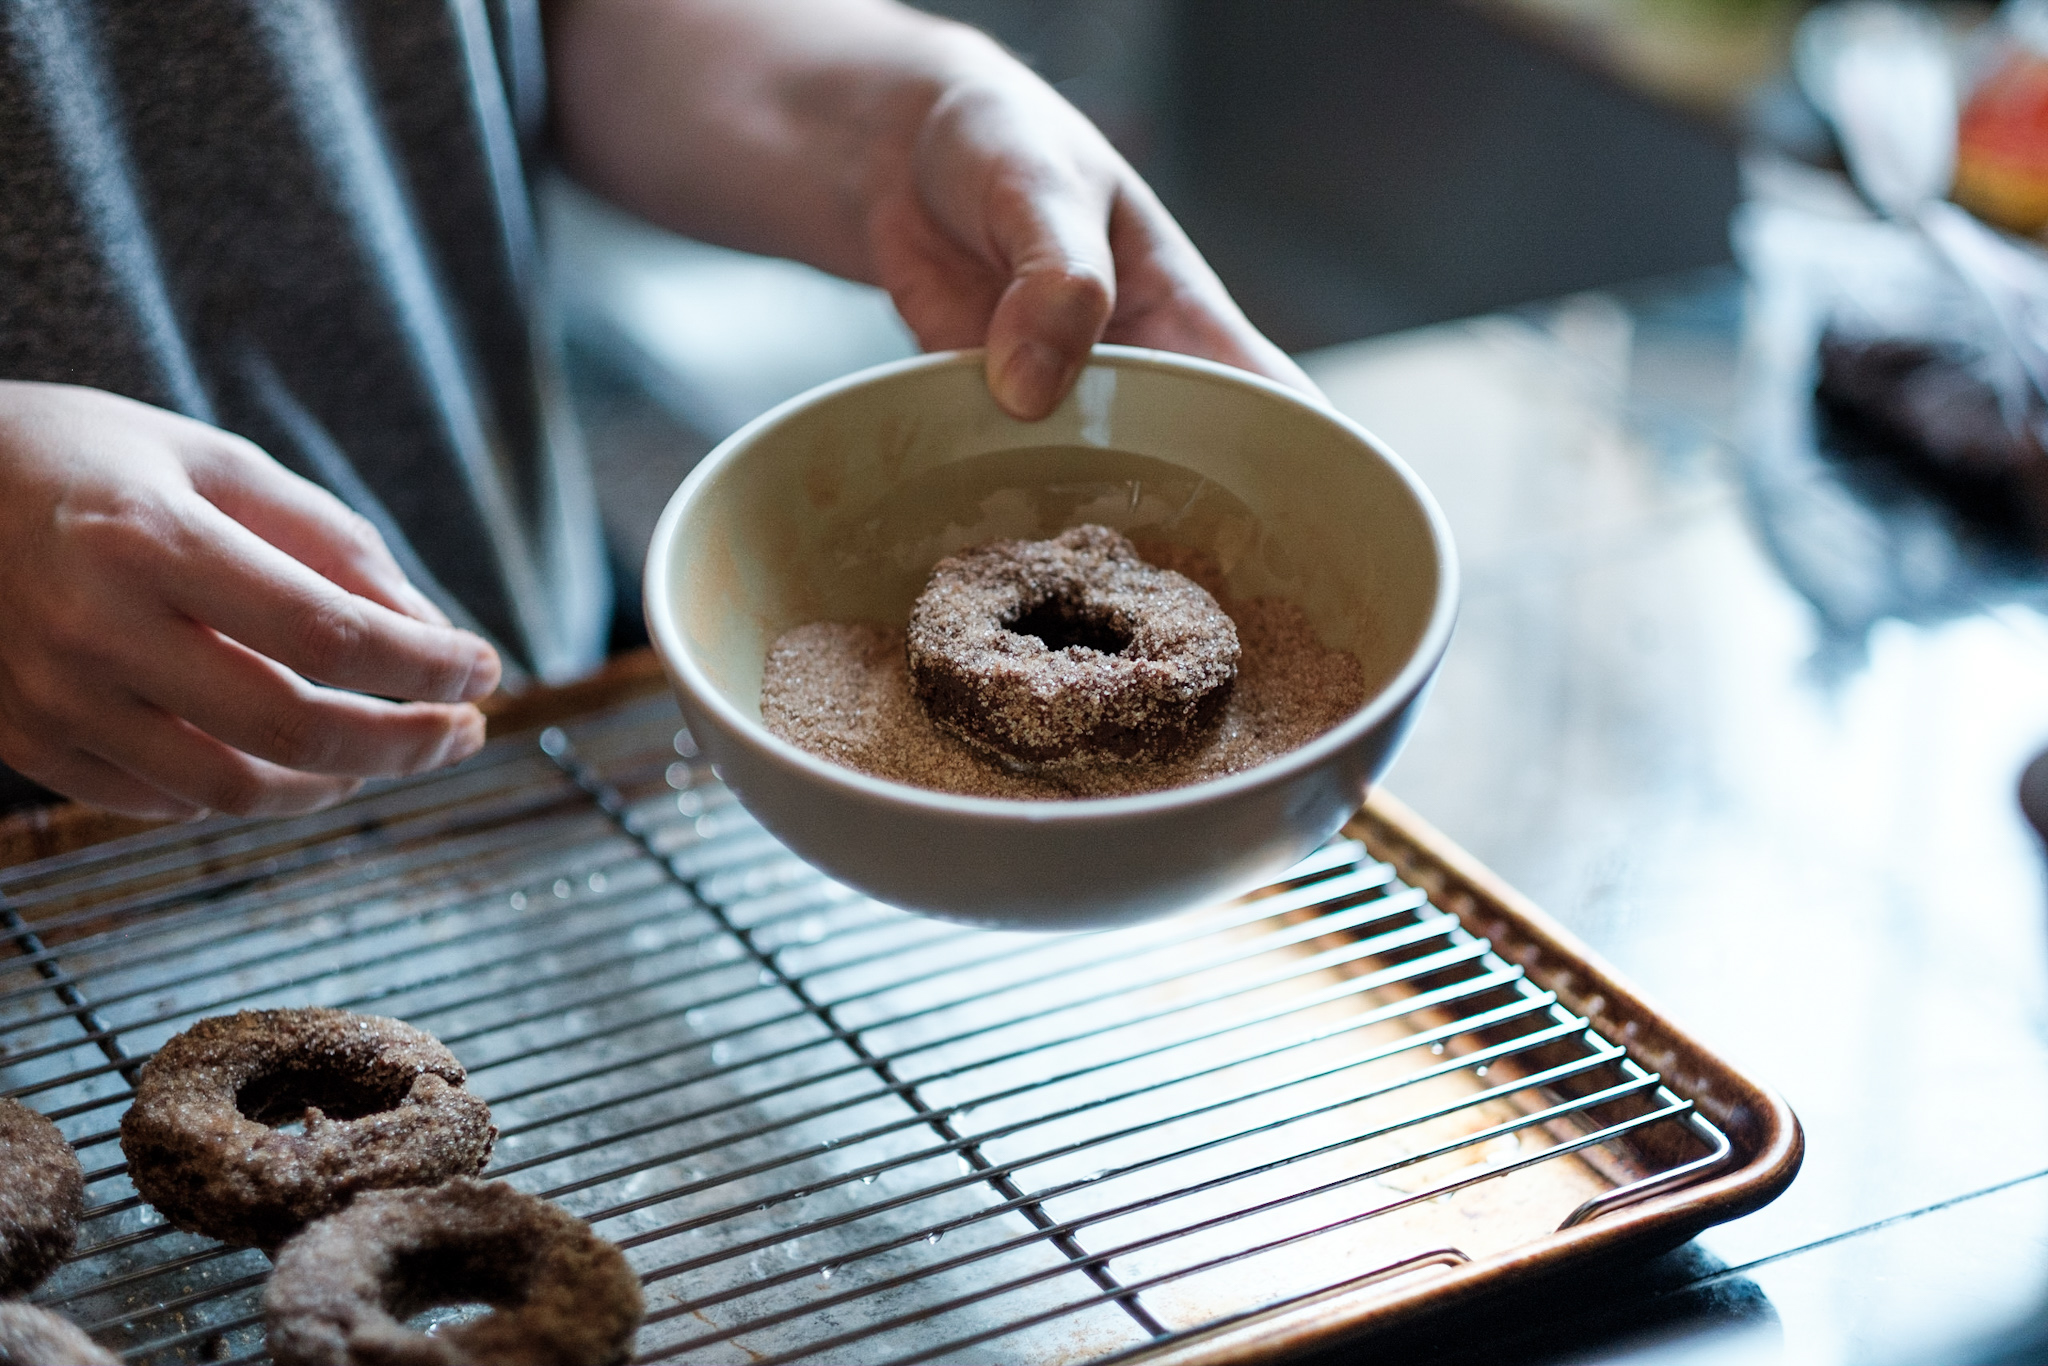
[1956,42,2048,236]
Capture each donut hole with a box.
[406,1302,495,1336]
[235,1066,406,1127]
[1003,598,1132,656]
[389,1241,532,1324]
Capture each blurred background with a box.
[552,4,2048,1365]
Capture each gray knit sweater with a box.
[0,0,610,682]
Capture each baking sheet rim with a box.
[1092,791,1805,1366]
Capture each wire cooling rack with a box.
[2,689,1738,1364]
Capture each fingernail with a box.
[301,780,364,815]
[447,712,487,765]
[422,712,485,773]
[459,644,501,702]
[996,342,1069,420]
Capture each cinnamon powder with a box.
[759,548,1368,800]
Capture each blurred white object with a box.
[543,177,916,441]
[1794,0,1958,216]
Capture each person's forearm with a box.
[546,0,1001,280]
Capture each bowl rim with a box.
[643,344,1459,823]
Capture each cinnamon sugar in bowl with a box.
[643,347,1456,930]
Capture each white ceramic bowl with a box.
[644,346,1456,929]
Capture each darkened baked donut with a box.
[264,1179,643,1366]
[119,1009,495,1249]
[0,1301,120,1366]
[906,524,1240,764]
[0,1099,85,1296]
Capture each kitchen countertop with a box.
[1293,269,2048,1366]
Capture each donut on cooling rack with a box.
[264,1178,643,1366]
[119,1008,495,1250]
[905,524,1240,764]
[0,1097,85,1296]
[0,1301,119,1366]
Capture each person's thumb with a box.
[981,181,1116,421]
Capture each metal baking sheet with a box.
[0,657,1800,1364]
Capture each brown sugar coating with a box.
[765,540,1369,800]
[119,1009,495,1250]
[906,525,1239,764]
[0,1301,120,1366]
[0,1098,84,1297]
[264,1178,644,1366]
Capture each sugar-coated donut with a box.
[0,1301,120,1365]
[0,1099,84,1296]
[263,1178,644,1366]
[119,1009,495,1249]
[906,525,1239,764]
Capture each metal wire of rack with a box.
[1,692,1729,1365]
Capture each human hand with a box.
[865,46,1321,420]
[0,382,501,820]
